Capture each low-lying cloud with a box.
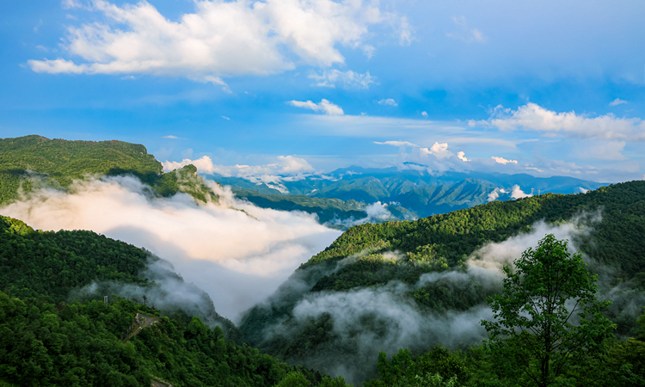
[162,155,314,193]
[249,213,609,383]
[0,176,340,321]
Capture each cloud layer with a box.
[0,176,340,320]
[162,155,314,193]
[29,0,387,82]
[489,103,645,141]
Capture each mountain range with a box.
[211,164,604,227]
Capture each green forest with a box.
[0,135,216,204]
[1,136,643,386]
[0,215,346,386]
[240,180,645,385]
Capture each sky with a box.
[1,0,644,182]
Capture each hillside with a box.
[239,180,645,383]
[0,135,217,204]
[0,215,346,386]
[213,165,603,226]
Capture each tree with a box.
[482,234,614,386]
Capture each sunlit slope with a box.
[239,181,645,381]
[0,135,216,204]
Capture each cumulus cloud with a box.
[491,156,518,165]
[375,140,470,171]
[487,187,507,202]
[420,142,450,159]
[162,155,315,193]
[510,184,532,199]
[488,103,645,141]
[457,150,469,162]
[377,98,398,107]
[0,176,340,321]
[30,0,386,81]
[309,69,376,89]
[289,98,344,115]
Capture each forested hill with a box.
[0,135,216,204]
[239,180,645,383]
[0,215,346,386]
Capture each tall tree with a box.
[482,234,614,386]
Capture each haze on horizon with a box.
[1,0,644,182]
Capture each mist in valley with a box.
[0,175,341,321]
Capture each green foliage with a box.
[483,234,615,386]
[0,215,343,386]
[0,293,314,386]
[214,167,602,222]
[366,348,468,387]
[304,181,645,291]
[232,188,367,226]
[0,215,149,301]
[241,181,645,383]
[0,135,217,204]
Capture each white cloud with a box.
[162,135,178,140]
[289,98,344,115]
[30,0,386,81]
[421,111,428,118]
[510,184,532,199]
[364,201,392,221]
[375,140,463,165]
[446,16,486,44]
[488,103,645,141]
[309,69,376,89]
[0,176,340,320]
[420,142,450,159]
[491,156,518,165]
[163,155,315,193]
[377,98,398,107]
[609,98,627,107]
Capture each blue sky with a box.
[1,0,644,182]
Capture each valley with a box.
[0,136,643,385]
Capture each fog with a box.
[0,176,340,321]
[249,213,608,383]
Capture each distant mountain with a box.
[0,135,217,204]
[239,181,645,383]
[211,164,604,226]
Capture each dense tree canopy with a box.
[0,135,217,204]
[483,234,615,386]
